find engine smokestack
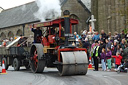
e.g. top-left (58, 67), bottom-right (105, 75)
top-left (63, 10), bottom-right (70, 46)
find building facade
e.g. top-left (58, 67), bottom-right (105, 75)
top-left (91, 0), bottom-right (128, 33)
top-left (0, 0), bottom-right (91, 40)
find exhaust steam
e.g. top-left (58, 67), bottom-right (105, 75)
top-left (34, 0), bottom-right (61, 22)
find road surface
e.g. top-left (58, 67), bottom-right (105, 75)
top-left (0, 67), bottom-right (128, 85)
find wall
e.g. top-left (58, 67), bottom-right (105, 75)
top-left (91, 0), bottom-right (128, 34)
top-left (62, 0), bottom-right (90, 34)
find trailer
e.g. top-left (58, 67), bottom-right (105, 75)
top-left (0, 37), bottom-right (30, 71)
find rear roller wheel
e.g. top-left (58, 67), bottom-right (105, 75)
top-left (2, 57), bottom-right (9, 70)
top-left (13, 58), bottom-right (20, 71)
top-left (30, 44), bottom-right (46, 73)
top-left (57, 51), bottom-right (88, 76)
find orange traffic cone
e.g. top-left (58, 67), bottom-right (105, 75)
top-left (88, 57), bottom-right (94, 69)
top-left (1, 60), bottom-right (7, 74)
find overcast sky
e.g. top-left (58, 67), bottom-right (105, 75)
top-left (0, 0), bottom-right (35, 9)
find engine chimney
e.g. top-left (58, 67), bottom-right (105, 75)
top-left (63, 10), bottom-right (70, 46)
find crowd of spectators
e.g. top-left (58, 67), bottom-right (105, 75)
top-left (74, 29), bottom-right (128, 72)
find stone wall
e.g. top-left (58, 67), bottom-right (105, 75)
top-left (91, 0), bottom-right (128, 34)
top-left (0, 24), bottom-right (33, 40)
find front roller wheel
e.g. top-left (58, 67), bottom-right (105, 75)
top-left (57, 51), bottom-right (88, 76)
top-left (30, 44), bottom-right (46, 73)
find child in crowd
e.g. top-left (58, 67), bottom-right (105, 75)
top-left (112, 52), bottom-right (122, 71)
top-left (100, 48), bottom-right (106, 71)
top-left (106, 47), bottom-right (112, 71)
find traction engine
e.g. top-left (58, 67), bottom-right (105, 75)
top-left (29, 10), bottom-right (88, 76)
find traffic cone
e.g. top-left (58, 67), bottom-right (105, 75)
top-left (88, 57), bottom-right (94, 69)
top-left (1, 60), bottom-right (7, 74)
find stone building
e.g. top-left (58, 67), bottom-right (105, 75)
top-left (0, 0), bottom-right (91, 40)
top-left (91, 0), bottom-right (128, 34)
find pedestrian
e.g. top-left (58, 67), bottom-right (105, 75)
top-left (92, 41), bottom-right (100, 71)
top-left (100, 48), bottom-right (106, 71)
top-left (106, 47), bottom-right (112, 71)
top-left (112, 52), bottom-right (122, 71)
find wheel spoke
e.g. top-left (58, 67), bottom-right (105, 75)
top-left (30, 44), bottom-right (45, 73)
top-left (32, 50), bottom-right (38, 69)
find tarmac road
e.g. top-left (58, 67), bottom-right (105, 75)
top-left (0, 67), bottom-right (128, 85)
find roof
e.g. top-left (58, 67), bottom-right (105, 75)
top-left (0, 2), bottom-right (39, 28)
top-left (32, 18), bottom-right (78, 28)
top-left (77, 0), bottom-right (91, 14)
top-left (0, 0), bottom-right (90, 29)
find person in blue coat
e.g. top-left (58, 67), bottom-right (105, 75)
top-left (93, 31), bottom-right (100, 41)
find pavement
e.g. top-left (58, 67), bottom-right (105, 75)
top-left (0, 66), bottom-right (128, 85)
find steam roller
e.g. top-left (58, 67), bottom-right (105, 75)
top-left (29, 10), bottom-right (88, 76)
top-left (58, 51), bottom-right (88, 76)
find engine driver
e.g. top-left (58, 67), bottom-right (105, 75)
top-left (31, 24), bottom-right (43, 43)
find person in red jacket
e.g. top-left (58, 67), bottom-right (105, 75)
top-left (112, 52), bottom-right (122, 71)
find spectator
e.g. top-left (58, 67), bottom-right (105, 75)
top-left (114, 32), bottom-right (118, 40)
top-left (117, 32), bottom-right (121, 43)
top-left (99, 39), bottom-right (106, 53)
top-left (91, 42), bottom-right (95, 57)
top-left (100, 48), bottom-right (106, 71)
top-left (117, 44), bottom-right (122, 54)
top-left (81, 34), bottom-right (86, 42)
top-left (92, 31), bottom-right (100, 41)
top-left (105, 39), bottom-right (112, 51)
top-left (112, 40), bottom-right (118, 56)
top-left (74, 32), bottom-right (80, 39)
top-left (2, 40), bottom-right (7, 47)
top-left (86, 32), bottom-right (93, 44)
top-left (120, 39), bottom-right (126, 50)
top-left (112, 52), bottom-right (122, 71)
top-left (76, 35), bottom-right (81, 47)
top-left (122, 44), bottom-right (128, 63)
top-left (107, 32), bottom-right (112, 39)
top-left (106, 47), bottom-right (112, 71)
top-left (83, 38), bottom-right (90, 50)
top-left (125, 31), bottom-right (128, 43)
top-left (120, 30), bottom-right (126, 40)
top-left (101, 30), bottom-right (107, 43)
